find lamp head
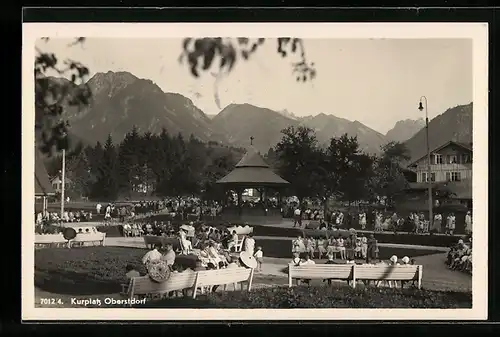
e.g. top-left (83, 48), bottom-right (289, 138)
top-left (418, 101), bottom-right (424, 111)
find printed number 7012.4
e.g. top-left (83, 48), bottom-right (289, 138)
top-left (40, 298), bottom-right (63, 305)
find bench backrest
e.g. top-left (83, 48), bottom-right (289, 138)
top-left (193, 267), bottom-right (254, 295)
top-left (129, 269), bottom-right (198, 299)
top-left (227, 225), bottom-right (254, 235)
top-left (354, 264), bottom-right (421, 281)
top-left (35, 233), bottom-right (67, 244)
top-left (287, 263), bottom-right (423, 289)
top-left (72, 232), bottom-right (106, 243)
top-left (288, 264), bottom-right (354, 286)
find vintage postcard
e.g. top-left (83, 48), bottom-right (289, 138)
top-left (22, 22), bottom-right (488, 321)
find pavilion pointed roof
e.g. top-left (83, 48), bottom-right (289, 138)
top-left (217, 146), bottom-right (290, 186)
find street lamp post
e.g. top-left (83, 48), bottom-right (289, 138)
top-left (60, 148), bottom-right (66, 220)
top-left (418, 96), bottom-right (433, 230)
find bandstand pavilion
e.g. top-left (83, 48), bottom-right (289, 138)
top-left (216, 142), bottom-right (290, 224)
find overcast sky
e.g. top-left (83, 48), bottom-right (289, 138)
top-left (36, 37), bottom-right (472, 134)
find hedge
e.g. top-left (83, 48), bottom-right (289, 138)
top-left (140, 286), bottom-right (472, 309)
top-left (95, 222), bottom-right (464, 247)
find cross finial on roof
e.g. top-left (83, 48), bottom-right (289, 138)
top-left (250, 136), bottom-right (254, 145)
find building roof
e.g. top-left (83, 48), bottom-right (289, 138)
top-left (35, 150), bottom-right (55, 196)
top-left (235, 147), bottom-right (270, 168)
top-left (217, 147), bottom-right (290, 186)
top-left (408, 140), bottom-right (472, 167)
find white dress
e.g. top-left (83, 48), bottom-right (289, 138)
top-left (244, 237), bottom-right (255, 255)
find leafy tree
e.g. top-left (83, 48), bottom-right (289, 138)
top-left (179, 37), bottom-right (316, 82)
top-left (65, 150), bottom-right (93, 198)
top-left (274, 125), bottom-right (320, 205)
top-left (35, 37), bottom-right (92, 155)
top-left (370, 141), bottom-right (411, 206)
top-left (201, 153), bottom-right (237, 200)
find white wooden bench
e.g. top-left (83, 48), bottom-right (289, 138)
top-left (71, 232), bottom-right (106, 247)
top-left (192, 267), bottom-right (254, 299)
top-left (288, 264), bottom-right (354, 287)
top-left (125, 269), bottom-right (198, 303)
top-left (34, 234), bottom-right (67, 248)
top-left (353, 264), bottom-right (422, 289)
top-left (288, 264), bottom-right (423, 289)
top-left (34, 232), bottom-right (106, 248)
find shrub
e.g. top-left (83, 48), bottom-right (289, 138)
top-left (34, 224), bottom-right (63, 235)
top-left (141, 286), bottom-right (472, 309)
top-left (96, 225), bottom-right (123, 237)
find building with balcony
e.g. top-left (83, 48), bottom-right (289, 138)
top-left (407, 141), bottom-right (472, 183)
top-left (399, 140), bottom-right (473, 212)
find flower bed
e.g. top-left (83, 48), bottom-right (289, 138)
top-left (140, 286), bottom-right (472, 308)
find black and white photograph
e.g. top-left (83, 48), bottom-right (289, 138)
top-left (22, 22), bottom-right (488, 320)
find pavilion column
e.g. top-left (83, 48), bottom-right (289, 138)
top-left (262, 188), bottom-right (268, 216)
top-left (43, 196), bottom-right (47, 216)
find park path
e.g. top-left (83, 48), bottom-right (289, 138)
top-left (104, 236), bottom-right (470, 292)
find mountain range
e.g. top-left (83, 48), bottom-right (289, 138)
top-left (51, 71), bottom-right (471, 160)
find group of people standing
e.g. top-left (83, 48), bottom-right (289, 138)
top-left (291, 204), bottom-right (473, 235)
top-left (292, 230), bottom-right (380, 264)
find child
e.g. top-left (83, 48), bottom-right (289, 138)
top-left (291, 251), bottom-right (301, 266)
top-left (254, 246), bottom-right (263, 272)
top-left (355, 237), bottom-right (362, 258)
top-left (360, 234), bottom-right (368, 259)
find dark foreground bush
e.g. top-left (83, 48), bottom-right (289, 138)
top-left (96, 225), bottom-right (123, 237)
top-left (140, 286), bottom-right (472, 309)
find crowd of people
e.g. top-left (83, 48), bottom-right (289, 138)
top-left (290, 206), bottom-right (473, 235)
top-left (293, 231), bottom-right (376, 262)
top-left (120, 222), bottom-right (263, 296)
top-left (446, 238), bottom-right (473, 274)
top-left (129, 220), bottom-right (264, 271)
top-left (35, 210), bottom-right (93, 226)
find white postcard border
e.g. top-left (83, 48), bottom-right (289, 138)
top-left (22, 22), bottom-right (488, 321)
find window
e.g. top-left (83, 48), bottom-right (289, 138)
top-left (446, 172), bottom-right (451, 181)
top-left (421, 172), bottom-right (428, 182)
top-left (462, 154), bottom-right (471, 164)
top-left (430, 172), bottom-right (436, 182)
top-left (451, 171), bottom-right (461, 182)
top-left (434, 154), bottom-right (443, 164)
top-left (447, 155), bottom-right (458, 164)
